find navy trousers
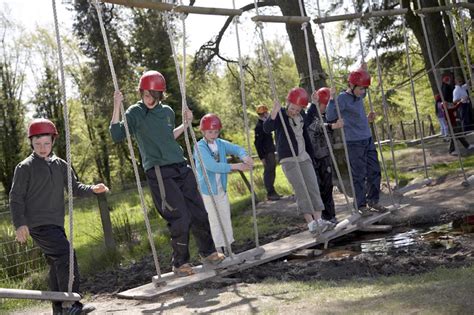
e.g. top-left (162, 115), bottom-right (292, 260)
top-left (146, 163), bottom-right (216, 268)
top-left (346, 137), bottom-right (382, 209)
top-left (313, 155), bottom-right (335, 220)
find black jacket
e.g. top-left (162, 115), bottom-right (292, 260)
top-left (305, 103), bottom-right (334, 159)
top-left (254, 119), bottom-right (276, 159)
top-left (263, 108), bottom-right (315, 161)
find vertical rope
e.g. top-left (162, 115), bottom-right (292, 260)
top-left (416, 0), bottom-right (468, 183)
top-left (232, 0), bottom-right (259, 248)
top-left (162, 11), bottom-right (234, 257)
top-left (446, 10), bottom-right (469, 85)
top-left (92, 0), bottom-right (162, 278)
top-left (458, 8), bottom-right (474, 95)
top-left (402, 17), bottom-right (429, 180)
top-left (352, 1), bottom-right (395, 206)
top-left (51, 0), bottom-right (74, 293)
top-left (367, 0), bottom-right (400, 189)
top-left (252, 0), bottom-right (318, 217)
top-left (297, 0), bottom-right (353, 212)
top-left (316, 0), bottom-right (359, 212)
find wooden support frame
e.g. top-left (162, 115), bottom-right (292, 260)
top-left (251, 15), bottom-right (311, 24)
top-left (313, 8), bottom-right (408, 24)
top-left (0, 288), bottom-right (81, 302)
top-left (100, 0), bottom-right (242, 16)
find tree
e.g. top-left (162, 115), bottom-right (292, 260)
top-left (0, 12), bottom-right (27, 196)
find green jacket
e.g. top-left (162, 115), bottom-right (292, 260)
top-left (110, 101), bottom-right (185, 171)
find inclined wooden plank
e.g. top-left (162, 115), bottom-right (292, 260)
top-left (0, 288), bottom-right (81, 301)
top-left (117, 210), bottom-right (397, 299)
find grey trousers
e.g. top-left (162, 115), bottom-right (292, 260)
top-left (281, 158), bottom-right (325, 214)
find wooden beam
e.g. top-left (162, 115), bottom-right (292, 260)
top-left (415, 5), bottom-right (453, 14)
top-left (313, 8), bottom-right (409, 24)
top-left (100, 0), bottom-right (242, 16)
top-left (457, 3), bottom-right (474, 10)
top-left (0, 288), bottom-right (81, 302)
top-left (251, 15), bottom-right (311, 24)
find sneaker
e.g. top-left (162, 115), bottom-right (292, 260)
top-left (308, 219), bottom-right (332, 235)
top-left (307, 220), bottom-right (318, 233)
top-left (468, 144), bottom-right (474, 150)
top-left (368, 203), bottom-right (389, 213)
top-left (267, 192), bottom-right (282, 201)
top-left (450, 150), bottom-right (459, 156)
top-left (358, 205), bottom-right (372, 217)
top-left (62, 302), bottom-right (95, 315)
top-left (329, 217), bottom-right (339, 225)
top-left (201, 252), bottom-right (225, 265)
top-left (172, 263), bottom-right (195, 277)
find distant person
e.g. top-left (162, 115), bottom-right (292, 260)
top-left (254, 105), bottom-right (281, 201)
top-left (441, 101), bottom-right (474, 155)
top-left (326, 64), bottom-right (388, 216)
top-left (441, 72), bottom-right (454, 103)
top-left (453, 77), bottom-right (473, 132)
top-left (110, 71), bottom-right (224, 277)
top-left (306, 87), bottom-right (344, 225)
top-left (264, 87), bottom-right (333, 235)
top-left (9, 118), bottom-right (108, 315)
top-left (194, 114), bottom-right (253, 256)
top-left (435, 94), bottom-right (449, 137)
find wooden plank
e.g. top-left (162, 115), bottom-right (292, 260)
top-left (0, 288), bottom-right (81, 302)
top-left (251, 15), bottom-right (311, 24)
top-left (359, 225), bottom-right (393, 232)
top-left (117, 211), bottom-right (394, 300)
top-left (100, 0), bottom-right (242, 16)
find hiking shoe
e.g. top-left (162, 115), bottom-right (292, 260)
top-left (308, 219), bottom-right (332, 235)
top-left (358, 206), bottom-right (373, 217)
top-left (172, 263), bottom-right (195, 277)
top-left (201, 252), bottom-right (225, 265)
top-left (329, 217), bottom-right (339, 225)
top-left (62, 302), bottom-right (95, 315)
top-left (450, 150), bottom-right (459, 156)
top-left (368, 203), bottom-right (389, 213)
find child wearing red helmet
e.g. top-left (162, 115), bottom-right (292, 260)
top-left (194, 114), bottom-right (253, 255)
top-left (326, 64), bottom-right (388, 216)
top-left (10, 118), bottom-right (108, 314)
top-left (264, 88), bottom-right (333, 236)
top-left (305, 87), bottom-right (344, 225)
top-left (110, 71), bottom-right (224, 277)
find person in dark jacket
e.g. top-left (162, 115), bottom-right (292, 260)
top-left (306, 87), bottom-right (344, 225)
top-left (264, 87), bottom-right (334, 236)
top-left (9, 118), bottom-right (108, 315)
top-left (254, 105), bottom-right (281, 201)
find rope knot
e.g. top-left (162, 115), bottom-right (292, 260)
top-left (301, 22), bottom-right (308, 30)
top-left (233, 15), bottom-right (240, 25)
top-left (256, 21), bottom-right (264, 29)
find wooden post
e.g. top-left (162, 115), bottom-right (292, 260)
top-left (389, 124), bottom-right (394, 140)
top-left (413, 120), bottom-right (418, 139)
top-left (400, 121), bottom-right (406, 140)
top-left (427, 114), bottom-right (435, 135)
top-left (97, 193), bottom-right (116, 250)
top-left (422, 121), bottom-right (425, 138)
top-left (381, 123), bottom-right (386, 140)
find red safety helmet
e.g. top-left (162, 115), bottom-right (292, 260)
top-left (139, 70), bottom-right (166, 91)
top-left (348, 68), bottom-right (371, 87)
top-left (315, 87), bottom-right (331, 106)
top-left (28, 118), bottom-right (58, 138)
top-left (287, 87), bottom-right (309, 108)
top-left (200, 114), bottom-right (222, 131)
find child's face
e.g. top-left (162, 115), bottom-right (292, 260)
top-left (32, 135), bottom-right (53, 158)
top-left (142, 90), bottom-right (158, 109)
top-left (319, 103), bottom-right (327, 114)
top-left (353, 86), bottom-right (366, 97)
top-left (287, 103), bottom-right (303, 118)
top-left (203, 129), bottom-right (220, 142)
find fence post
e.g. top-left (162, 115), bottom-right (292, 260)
top-left (400, 121), bottom-right (406, 140)
top-left (414, 119), bottom-right (418, 139)
top-left (389, 124), bottom-right (394, 140)
top-left (427, 114), bottom-right (435, 135)
top-left (422, 121), bottom-right (425, 138)
top-left (381, 123), bottom-right (386, 140)
top-left (96, 193), bottom-right (116, 250)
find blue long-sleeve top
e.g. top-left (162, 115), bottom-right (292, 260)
top-left (194, 138), bottom-right (248, 195)
top-left (326, 91), bottom-right (372, 141)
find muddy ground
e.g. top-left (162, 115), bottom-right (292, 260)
top-left (12, 138), bottom-right (474, 314)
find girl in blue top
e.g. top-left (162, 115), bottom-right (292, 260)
top-left (194, 114), bottom-right (253, 255)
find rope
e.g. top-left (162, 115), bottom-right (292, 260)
top-left (162, 10), bottom-right (234, 258)
top-left (91, 0), bottom-right (163, 278)
top-left (446, 10), bottom-right (469, 86)
top-left (350, 0), bottom-right (395, 206)
top-left (252, 0), bottom-right (318, 217)
top-left (459, 9), bottom-right (474, 94)
top-left (315, 0), bottom-right (359, 212)
top-left (367, 0), bottom-right (400, 189)
top-left (52, 0), bottom-right (74, 294)
top-left (232, 0), bottom-right (260, 248)
top-left (402, 17), bottom-right (429, 180)
top-left (297, 0), bottom-right (353, 212)
top-left (416, 0), bottom-right (468, 182)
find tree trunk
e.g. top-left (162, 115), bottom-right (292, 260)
top-left (275, 0), bottom-right (327, 93)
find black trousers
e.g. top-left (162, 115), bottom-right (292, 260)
top-left (449, 125), bottom-right (470, 153)
top-left (146, 163), bottom-right (216, 268)
top-left (313, 155), bottom-right (336, 220)
top-left (29, 225), bottom-right (80, 312)
top-left (262, 152), bottom-right (277, 195)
